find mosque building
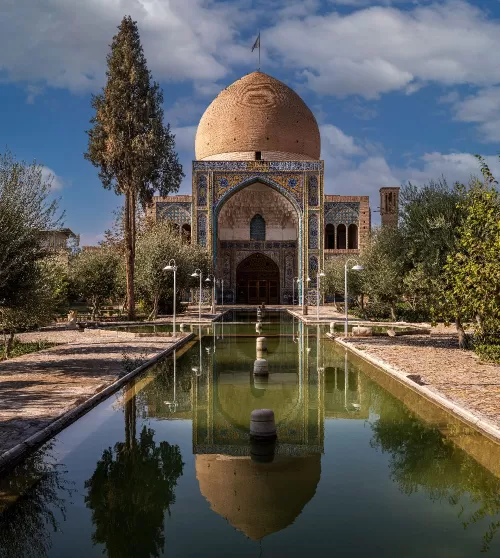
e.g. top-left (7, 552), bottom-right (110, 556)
top-left (148, 71), bottom-right (399, 305)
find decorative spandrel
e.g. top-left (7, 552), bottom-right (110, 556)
top-left (213, 172), bottom-right (305, 211)
top-left (308, 175), bottom-right (319, 207)
top-left (197, 175), bottom-right (208, 207)
top-left (308, 214), bottom-right (318, 249)
top-left (197, 213), bottom-right (207, 247)
top-left (325, 202), bottom-right (360, 227)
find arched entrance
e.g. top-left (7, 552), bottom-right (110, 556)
top-left (236, 253), bottom-right (280, 304)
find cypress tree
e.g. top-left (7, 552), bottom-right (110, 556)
top-left (85, 15), bottom-right (183, 319)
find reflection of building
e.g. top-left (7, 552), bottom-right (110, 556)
top-left (149, 72), bottom-right (399, 304)
top-left (40, 228), bottom-right (79, 252)
top-left (140, 324), bottom-right (369, 541)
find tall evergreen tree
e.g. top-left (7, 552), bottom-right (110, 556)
top-left (85, 16), bottom-right (184, 319)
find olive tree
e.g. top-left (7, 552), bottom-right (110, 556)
top-left (135, 221), bottom-right (210, 319)
top-left (69, 248), bottom-right (121, 321)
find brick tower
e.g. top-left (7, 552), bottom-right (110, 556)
top-left (379, 187), bottom-right (399, 227)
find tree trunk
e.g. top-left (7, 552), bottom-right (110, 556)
top-left (148, 294), bottom-right (159, 321)
top-left (390, 304), bottom-right (397, 322)
top-left (4, 331), bottom-right (15, 359)
top-left (124, 190), bottom-right (136, 320)
top-left (456, 316), bottom-right (469, 349)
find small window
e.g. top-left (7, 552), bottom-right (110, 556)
top-left (255, 151), bottom-right (262, 160)
top-left (250, 214), bottom-right (266, 240)
top-left (325, 224), bottom-right (335, 249)
top-left (348, 224), bottom-right (358, 249)
top-left (337, 224), bottom-right (346, 249)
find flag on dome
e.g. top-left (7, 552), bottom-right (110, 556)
top-left (251, 33), bottom-right (260, 52)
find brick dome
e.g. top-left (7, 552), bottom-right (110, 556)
top-left (195, 72), bottom-right (321, 161)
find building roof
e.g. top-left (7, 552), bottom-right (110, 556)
top-left (195, 72), bottom-right (321, 161)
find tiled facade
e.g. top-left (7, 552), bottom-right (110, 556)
top-left (148, 71), bottom-right (398, 303)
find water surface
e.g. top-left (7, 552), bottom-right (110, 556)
top-left (1, 311), bottom-right (499, 557)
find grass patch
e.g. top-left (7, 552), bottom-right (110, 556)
top-left (0, 339), bottom-right (57, 360)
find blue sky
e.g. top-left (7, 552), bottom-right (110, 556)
top-left (1, 0), bottom-right (500, 244)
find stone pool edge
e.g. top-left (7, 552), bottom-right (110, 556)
top-left (331, 335), bottom-right (500, 443)
top-left (0, 332), bottom-right (195, 475)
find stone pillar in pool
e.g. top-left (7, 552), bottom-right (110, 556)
top-left (250, 409), bottom-right (277, 441)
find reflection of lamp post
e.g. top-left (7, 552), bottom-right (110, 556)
top-left (192, 325), bottom-right (203, 376)
top-left (191, 269), bottom-right (203, 322)
top-left (164, 349), bottom-right (178, 412)
top-left (316, 270), bottom-right (326, 321)
top-left (163, 259), bottom-right (177, 338)
top-left (205, 274), bottom-right (216, 314)
top-left (344, 260), bottom-right (364, 336)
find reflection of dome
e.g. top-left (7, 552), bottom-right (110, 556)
top-left (196, 454), bottom-right (321, 540)
top-left (195, 72), bottom-right (321, 161)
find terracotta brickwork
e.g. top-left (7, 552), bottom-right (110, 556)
top-left (195, 72), bottom-right (320, 161)
top-left (380, 187), bottom-right (399, 227)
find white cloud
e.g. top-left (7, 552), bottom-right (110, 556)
top-left (41, 166), bottom-right (64, 190)
top-left (0, 0), bottom-right (247, 92)
top-left (266, 0), bottom-right (500, 98)
top-left (2, 0), bottom-right (500, 103)
top-left (448, 87), bottom-right (500, 142)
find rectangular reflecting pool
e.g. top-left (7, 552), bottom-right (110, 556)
top-left (1, 311), bottom-right (500, 557)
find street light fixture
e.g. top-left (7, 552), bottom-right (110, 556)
top-left (191, 269), bottom-right (203, 322)
top-left (316, 271), bottom-right (326, 321)
top-left (344, 260), bottom-right (364, 336)
top-left (163, 259), bottom-right (177, 338)
top-left (205, 274), bottom-right (216, 314)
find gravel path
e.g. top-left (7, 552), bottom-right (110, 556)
top-left (344, 329), bottom-right (500, 428)
top-left (0, 330), bottom-right (185, 459)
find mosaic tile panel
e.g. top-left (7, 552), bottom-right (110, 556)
top-left (197, 174), bottom-right (208, 207)
top-left (193, 161), bottom-right (323, 172)
top-left (309, 255), bottom-right (318, 286)
top-left (324, 202), bottom-right (360, 227)
top-left (156, 202), bottom-right (191, 225)
top-left (197, 213), bottom-right (207, 247)
top-left (308, 213), bottom-right (318, 249)
top-left (308, 175), bottom-right (319, 207)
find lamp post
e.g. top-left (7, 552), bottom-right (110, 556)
top-left (205, 274), bottom-right (216, 314)
top-left (191, 269), bottom-right (203, 322)
top-left (163, 259), bottom-right (177, 338)
top-left (316, 270), bottom-right (326, 321)
top-left (300, 276), bottom-right (311, 315)
top-left (218, 278), bottom-right (224, 307)
top-left (344, 259), bottom-right (364, 336)
top-left (293, 276), bottom-right (299, 306)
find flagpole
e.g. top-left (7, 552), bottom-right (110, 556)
top-left (258, 31), bottom-right (261, 71)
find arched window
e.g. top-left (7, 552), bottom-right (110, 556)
top-left (348, 224), bottom-right (358, 249)
top-left (337, 224), bottom-right (346, 249)
top-left (325, 224), bottom-right (335, 249)
top-left (250, 214), bottom-right (266, 241)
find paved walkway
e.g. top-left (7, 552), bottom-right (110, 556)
top-left (0, 330), bottom-right (188, 461)
top-left (341, 328), bottom-right (500, 430)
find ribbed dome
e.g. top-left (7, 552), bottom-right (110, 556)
top-left (195, 72), bottom-right (321, 161)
